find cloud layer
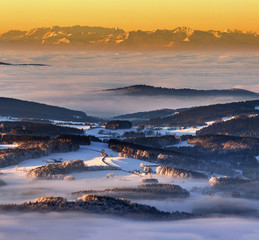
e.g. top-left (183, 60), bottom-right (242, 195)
top-left (0, 50), bottom-right (258, 117)
top-left (0, 212), bottom-right (259, 240)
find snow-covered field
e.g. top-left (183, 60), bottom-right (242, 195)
top-left (0, 142), bottom-right (168, 204)
top-left (62, 122), bottom-right (205, 139)
top-left (0, 116), bottom-right (20, 122)
top-left (61, 115), bottom-right (236, 139)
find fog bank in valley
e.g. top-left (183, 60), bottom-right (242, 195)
top-left (0, 212), bottom-right (258, 240)
top-left (0, 50), bottom-right (258, 117)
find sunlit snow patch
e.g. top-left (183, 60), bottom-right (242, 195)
top-left (0, 116), bottom-right (20, 122)
top-left (0, 144), bottom-right (18, 149)
top-left (221, 116), bottom-right (235, 121)
top-left (105, 157), bottom-right (157, 172)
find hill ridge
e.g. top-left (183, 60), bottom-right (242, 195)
top-left (105, 85), bottom-right (259, 97)
top-left (0, 97), bottom-right (96, 122)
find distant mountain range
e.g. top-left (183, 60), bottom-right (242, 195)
top-left (0, 97), bottom-right (98, 122)
top-left (0, 26), bottom-right (258, 49)
top-left (105, 85), bottom-right (259, 98)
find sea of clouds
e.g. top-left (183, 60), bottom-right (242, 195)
top-left (0, 212), bottom-right (259, 240)
top-left (0, 50), bottom-right (258, 117)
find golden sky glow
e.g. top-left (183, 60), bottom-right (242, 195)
top-left (1, 0), bottom-right (259, 33)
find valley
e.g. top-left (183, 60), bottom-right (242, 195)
top-left (0, 50), bottom-right (258, 239)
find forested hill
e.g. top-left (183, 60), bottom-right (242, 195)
top-left (197, 115), bottom-right (259, 138)
top-left (0, 97), bottom-right (95, 122)
top-left (114, 109), bottom-right (177, 120)
top-left (105, 85), bottom-right (259, 98)
top-left (141, 100), bottom-right (259, 127)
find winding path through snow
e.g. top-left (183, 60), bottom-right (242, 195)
top-left (83, 147), bottom-right (143, 177)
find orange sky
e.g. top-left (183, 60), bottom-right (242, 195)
top-left (1, 0), bottom-right (259, 33)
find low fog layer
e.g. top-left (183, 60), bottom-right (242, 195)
top-left (137, 195), bottom-right (259, 216)
top-left (0, 212), bottom-right (258, 240)
top-left (0, 50), bottom-right (258, 117)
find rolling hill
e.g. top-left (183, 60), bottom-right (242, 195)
top-left (105, 85), bottom-right (259, 98)
top-left (141, 100), bottom-right (259, 127)
top-left (0, 97), bottom-right (97, 122)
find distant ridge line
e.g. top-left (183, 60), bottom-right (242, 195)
top-left (104, 85), bottom-right (259, 97)
top-left (1, 25), bottom-right (259, 49)
top-left (0, 97), bottom-right (98, 122)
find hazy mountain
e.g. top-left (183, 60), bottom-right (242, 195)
top-left (0, 26), bottom-right (258, 49)
top-left (105, 85), bottom-right (259, 98)
top-left (141, 100), bottom-right (259, 127)
top-left (0, 97), bottom-right (97, 122)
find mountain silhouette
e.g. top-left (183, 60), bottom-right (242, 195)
top-left (1, 26), bottom-right (258, 49)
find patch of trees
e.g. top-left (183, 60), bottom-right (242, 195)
top-left (156, 166), bottom-right (208, 179)
top-left (203, 177), bottom-right (259, 200)
top-left (187, 134), bottom-right (259, 151)
top-left (1, 135), bottom-right (51, 144)
top-left (56, 134), bottom-right (102, 144)
top-left (106, 120), bottom-right (132, 130)
top-left (71, 183), bottom-right (190, 200)
top-left (110, 137), bottom-right (258, 176)
top-left (108, 139), bottom-right (199, 167)
top-left (0, 140), bottom-right (79, 168)
top-left (0, 121), bottom-right (83, 137)
top-left (124, 135), bottom-right (178, 148)
top-left (171, 147), bottom-right (258, 174)
top-left (27, 160), bottom-right (118, 180)
top-left (142, 100), bottom-right (259, 127)
top-left (122, 131), bottom-right (145, 138)
top-left (139, 178), bottom-right (159, 184)
top-left (0, 195), bottom-right (195, 220)
top-left (56, 135), bottom-right (90, 145)
top-left (88, 135), bottom-right (103, 142)
top-left (209, 177), bottom-right (251, 187)
top-left (166, 138), bottom-right (258, 172)
top-left (197, 116), bottom-right (259, 138)
top-left (27, 160), bottom-right (86, 179)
